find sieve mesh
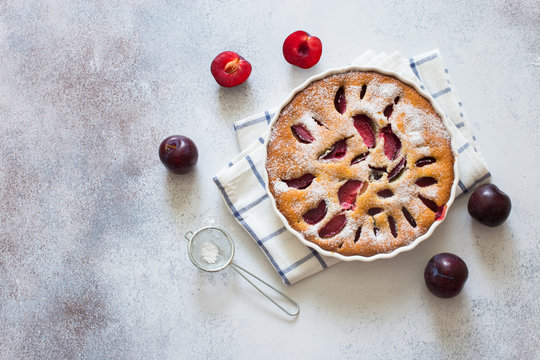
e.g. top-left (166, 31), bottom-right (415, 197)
top-left (188, 227), bottom-right (234, 272)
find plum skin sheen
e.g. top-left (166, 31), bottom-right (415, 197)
top-left (467, 184), bottom-right (511, 227)
top-left (424, 253), bottom-right (468, 298)
top-left (159, 135), bottom-right (198, 174)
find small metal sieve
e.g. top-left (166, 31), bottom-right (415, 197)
top-left (185, 227), bottom-right (299, 317)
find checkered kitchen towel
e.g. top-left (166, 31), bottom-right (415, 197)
top-left (213, 50), bottom-right (491, 285)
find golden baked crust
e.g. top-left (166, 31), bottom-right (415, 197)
top-left (266, 70), bottom-right (455, 257)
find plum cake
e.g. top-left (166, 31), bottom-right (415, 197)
top-left (265, 70), bottom-right (455, 257)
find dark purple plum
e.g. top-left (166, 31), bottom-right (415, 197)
top-left (467, 184), bottom-right (511, 227)
top-left (159, 135), bottom-right (198, 174)
top-left (424, 253), bottom-right (468, 298)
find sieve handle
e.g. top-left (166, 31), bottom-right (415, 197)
top-left (230, 262), bottom-right (299, 317)
top-left (184, 231), bottom-right (194, 241)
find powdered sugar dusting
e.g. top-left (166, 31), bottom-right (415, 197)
top-left (420, 186), bottom-right (439, 199)
top-left (297, 113), bottom-right (320, 135)
top-left (370, 81), bottom-right (399, 99)
top-left (415, 146), bottom-right (431, 156)
top-left (304, 179), bottom-right (327, 204)
top-left (362, 217), bottom-right (391, 250)
top-left (393, 178), bottom-right (419, 207)
top-left (400, 101), bottom-right (450, 144)
top-left (272, 180), bottom-right (289, 195)
top-left (299, 78), bottom-right (335, 112)
top-left (303, 225), bottom-right (319, 237)
top-left (267, 148), bottom-right (317, 180)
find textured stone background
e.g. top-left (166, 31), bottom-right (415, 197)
top-left (0, 1), bottom-right (539, 359)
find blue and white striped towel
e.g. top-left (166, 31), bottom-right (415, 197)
top-left (213, 49), bottom-right (491, 285)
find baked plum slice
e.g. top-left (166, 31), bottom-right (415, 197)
top-left (388, 157), bottom-right (407, 182)
top-left (360, 84), bottom-right (367, 100)
top-left (338, 180), bottom-right (366, 210)
top-left (334, 86), bottom-right (346, 114)
top-left (415, 157), bottom-right (436, 167)
top-left (291, 124), bottom-right (314, 143)
top-left (368, 207), bottom-right (383, 216)
top-left (377, 189), bottom-right (394, 198)
top-left (319, 214), bottom-right (347, 238)
top-left (283, 174), bottom-right (315, 189)
top-left (416, 177), bottom-right (437, 187)
top-left (381, 125), bottom-right (401, 160)
top-left (402, 207), bottom-right (417, 228)
top-left (418, 195), bottom-right (445, 219)
top-left (303, 200), bottom-right (327, 225)
top-left (353, 115), bottom-right (375, 148)
top-left (383, 104), bottom-right (393, 118)
top-left (351, 152), bottom-right (369, 165)
top-left (388, 216), bottom-right (398, 238)
top-left (319, 139), bottom-right (348, 160)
